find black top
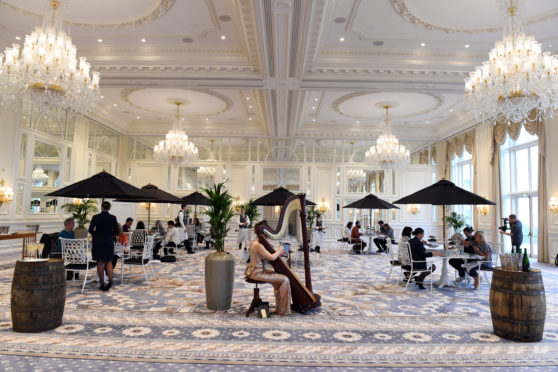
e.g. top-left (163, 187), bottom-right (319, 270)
top-left (510, 220), bottom-right (523, 248)
top-left (409, 236), bottom-right (433, 270)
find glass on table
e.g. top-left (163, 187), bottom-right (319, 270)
top-left (37, 243), bottom-right (45, 258)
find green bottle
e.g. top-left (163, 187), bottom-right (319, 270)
top-left (522, 248), bottom-right (530, 272)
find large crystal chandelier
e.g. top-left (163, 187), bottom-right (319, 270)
top-left (197, 167), bottom-right (215, 177)
top-left (465, 0), bottom-right (558, 123)
top-left (0, 0), bottom-right (101, 115)
top-left (32, 167), bottom-right (49, 184)
top-left (154, 102), bottom-right (198, 166)
top-left (365, 105), bottom-right (410, 168)
top-left (347, 169), bottom-right (367, 186)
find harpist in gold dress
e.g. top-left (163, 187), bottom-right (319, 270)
top-left (245, 221), bottom-right (291, 316)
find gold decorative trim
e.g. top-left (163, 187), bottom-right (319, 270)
top-left (0, 0), bottom-right (174, 29)
top-left (331, 92), bottom-right (444, 120)
top-left (120, 88), bottom-right (232, 117)
top-left (390, 0), bottom-right (558, 34)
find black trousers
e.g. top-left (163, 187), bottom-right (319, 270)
top-left (449, 258), bottom-right (466, 277)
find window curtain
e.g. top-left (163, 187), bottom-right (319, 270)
top-left (493, 117), bottom-right (547, 261)
top-left (446, 129), bottom-right (477, 229)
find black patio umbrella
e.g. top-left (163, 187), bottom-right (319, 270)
top-left (46, 171), bottom-right (154, 202)
top-left (114, 183), bottom-right (182, 227)
top-left (343, 194), bottom-right (399, 229)
top-left (393, 179), bottom-right (495, 248)
top-left (252, 187), bottom-right (316, 206)
top-left (180, 191), bottom-right (211, 218)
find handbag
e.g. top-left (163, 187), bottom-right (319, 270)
top-left (257, 302), bottom-right (270, 318)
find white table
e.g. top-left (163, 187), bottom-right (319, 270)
top-left (360, 232), bottom-right (384, 254)
top-left (114, 243), bottom-right (130, 283)
top-left (434, 252), bottom-right (485, 288)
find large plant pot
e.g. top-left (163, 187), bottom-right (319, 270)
top-left (74, 226), bottom-right (88, 239)
top-left (205, 251), bottom-right (235, 310)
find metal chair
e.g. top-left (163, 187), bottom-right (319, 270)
top-left (386, 244), bottom-right (401, 282)
top-left (396, 242), bottom-right (433, 291)
top-left (60, 238), bottom-right (97, 293)
top-left (123, 235), bottom-right (157, 283)
top-left (130, 229), bottom-right (147, 251)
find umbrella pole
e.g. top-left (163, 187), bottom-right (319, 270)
top-left (147, 203), bottom-right (151, 229)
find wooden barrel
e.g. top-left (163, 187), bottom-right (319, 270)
top-left (489, 268), bottom-right (546, 342)
top-left (11, 260), bottom-right (66, 333)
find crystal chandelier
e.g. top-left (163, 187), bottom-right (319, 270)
top-left (32, 167), bottom-right (49, 184)
top-left (0, 169), bottom-right (14, 207)
top-left (365, 105), bottom-right (410, 168)
top-left (197, 167), bottom-right (215, 177)
top-left (154, 102), bottom-right (198, 165)
top-left (465, 0), bottom-right (558, 123)
top-left (347, 169), bottom-right (367, 186)
top-left (0, 0), bottom-right (101, 115)
top-left (317, 197), bottom-right (330, 214)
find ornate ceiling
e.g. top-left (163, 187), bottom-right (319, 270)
top-left (1, 0), bottom-right (558, 154)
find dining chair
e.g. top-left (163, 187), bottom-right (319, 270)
top-left (123, 235), bottom-right (156, 283)
top-left (386, 244), bottom-right (401, 282)
top-left (396, 242), bottom-right (433, 291)
top-left (60, 238), bottom-right (97, 293)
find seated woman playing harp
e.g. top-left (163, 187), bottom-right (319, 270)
top-left (245, 220), bottom-right (292, 316)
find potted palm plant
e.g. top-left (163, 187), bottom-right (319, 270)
top-left (202, 181), bottom-right (236, 310)
top-left (240, 198), bottom-right (260, 242)
top-left (61, 199), bottom-right (97, 238)
top-left (445, 211), bottom-right (466, 236)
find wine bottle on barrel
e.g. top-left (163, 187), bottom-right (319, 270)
top-left (522, 248), bottom-right (531, 272)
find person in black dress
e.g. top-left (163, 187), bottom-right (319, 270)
top-left (88, 201), bottom-right (120, 291)
top-left (408, 228), bottom-right (442, 289)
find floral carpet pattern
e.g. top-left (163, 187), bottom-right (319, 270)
top-left (0, 242), bottom-right (557, 369)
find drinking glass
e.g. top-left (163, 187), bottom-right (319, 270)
top-left (37, 243), bottom-right (44, 259)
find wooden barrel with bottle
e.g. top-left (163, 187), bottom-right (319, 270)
top-left (11, 260), bottom-right (66, 333)
top-left (489, 268), bottom-right (546, 342)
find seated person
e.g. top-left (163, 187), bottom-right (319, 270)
top-left (464, 231), bottom-right (492, 289)
top-left (112, 223), bottom-right (129, 268)
top-left (204, 225), bottom-right (215, 249)
top-left (194, 217), bottom-right (205, 244)
top-left (58, 218), bottom-right (76, 280)
top-left (136, 221), bottom-right (146, 230)
top-left (339, 222), bottom-right (353, 242)
top-left (122, 217), bottom-right (134, 233)
top-left (350, 220), bottom-right (367, 253)
top-left (245, 220), bottom-right (291, 316)
top-left (151, 220), bottom-right (166, 257)
top-left (374, 222), bottom-right (395, 253)
top-left (160, 220), bottom-right (180, 257)
top-left (408, 228), bottom-right (443, 289)
top-left (449, 226), bottom-right (475, 282)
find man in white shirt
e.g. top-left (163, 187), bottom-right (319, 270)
top-left (163, 220), bottom-right (181, 256)
top-left (237, 208), bottom-right (251, 250)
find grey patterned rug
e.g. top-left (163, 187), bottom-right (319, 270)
top-left (0, 242), bottom-right (557, 369)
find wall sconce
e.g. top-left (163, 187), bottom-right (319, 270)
top-left (477, 204), bottom-right (489, 216)
top-left (274, 205), bottom-right (281, 216)
top-left (550, 197), bottom-right (558, 215)
top-left (72, 198), bottom-right (83, 205)
top-left (139, 202), bottom-right (151, 210)
top-left (317, 197), bottom-right (329, 214)
top-left (233, 196), bottom-right (243, 211)
top-left (407, 204), bottom-right (420, 215)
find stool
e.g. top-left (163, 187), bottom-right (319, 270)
top-left (245, 278), bottom-right (265, 317)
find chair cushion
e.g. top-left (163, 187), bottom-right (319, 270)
top-left (65, 262), bottom-right (97, 270)
top-left (246, 278), bottom-right (265, 285)
top-left (124, 258), bottom-right (149, 265)
top-left (390, 260), bottom-right (401, 266)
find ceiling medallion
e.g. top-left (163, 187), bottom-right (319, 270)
top-left (0, 0), bottom-right (101, 115)
top-left (465, 0), bottom-right (558, 124)
top-left (365, 105), bottom-right (410, 169)
top-left (154, 102), bottom-right (198, 166)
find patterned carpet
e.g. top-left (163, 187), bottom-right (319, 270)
top-left (0, 242), bottom-right (557, 370)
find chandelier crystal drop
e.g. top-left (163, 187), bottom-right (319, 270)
top-left (197, 167), bottom-right (215, 177)
top-left (365, 105), bottom-right (410, 168)
top-left (465, 0), bottom-right (558, 123)
top-left (0, 0), bottom-right (101, 115)
top-left (153, 102), bottom-right (198, 166)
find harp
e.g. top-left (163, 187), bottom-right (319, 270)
top-left (256, 194), bottom-right (321, 313)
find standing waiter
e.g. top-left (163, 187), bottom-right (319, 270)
top-left (88, 201), bottom-right (119, 291)
top-left (237, 208), bottom-right (250, 250)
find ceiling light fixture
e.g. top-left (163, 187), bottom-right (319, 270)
top-left (197, 167), bottom-right (215, 177)
top-left (15, 36), bottom-right (20, 40)
top-left (465, 44), bottom-right (470, 48)
top-left (0, 0), bottom-right (101, 115)
top-left (0, 169), bottom-right (14, 207)
top-left (32, 166), bottom-right (49, 184)
top-left (339, 37), bottom-right (345, 42)
top-left (347, 169), bottom-right (367, 186)
top-left (141, 38), bottom-right (146, 43)
top-left (153, 102), bottom-right (198, 166)
top-left (97, 39), bottom-right (102, 43)
top-left (420, 42), bottom-right (426, 47)
top-left (365, 105), bottom-right (410, 168)
top-left (220, 35), bottom-right (226, 40)
top-left (465, 0), bottom-right (558, 124)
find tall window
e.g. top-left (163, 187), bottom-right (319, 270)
top-left (451, 150), bottom-right (473, 227)
top-left (500, 128), bottom-right (538, 256)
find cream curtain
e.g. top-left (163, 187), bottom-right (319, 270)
top-left (492, 117), bottom-right (548, 261)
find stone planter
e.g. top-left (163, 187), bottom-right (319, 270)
top-left (74, 226), bottom-right (88, 239)
top-left (205, 251), bottom-right (235, 310)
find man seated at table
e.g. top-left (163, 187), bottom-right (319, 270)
top-left (122, 217), bottom-right (134, 233)
top-left (159, 220), bottom-right (181, 258)
top-left (374, 222), bottom-right (395, 253)
top-left (351, 220), bottom-right (367, 253)
top-left (449, 226), bottom-right (475, 282)
top-left (58, 218), bottom-right (77, 280)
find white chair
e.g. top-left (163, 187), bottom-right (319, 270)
top-left (185, 224), bottom-right (196, 249)
top-left (386, 244), bottom-right (400, 282)
top-left (123, 235), bottom-right (157, 283)
top-left (338, 228), bottom-right (350, 251)
top-left (60, 238), bottom-right (97, 293)
top-left (396, 242), bottom-right (433, 291)
top-left (470, 241), bottom-right (504, 286)
top-left (130, 229), bottom-right (147, 250)
top-left (351, 239), bottom-right (364, 254)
